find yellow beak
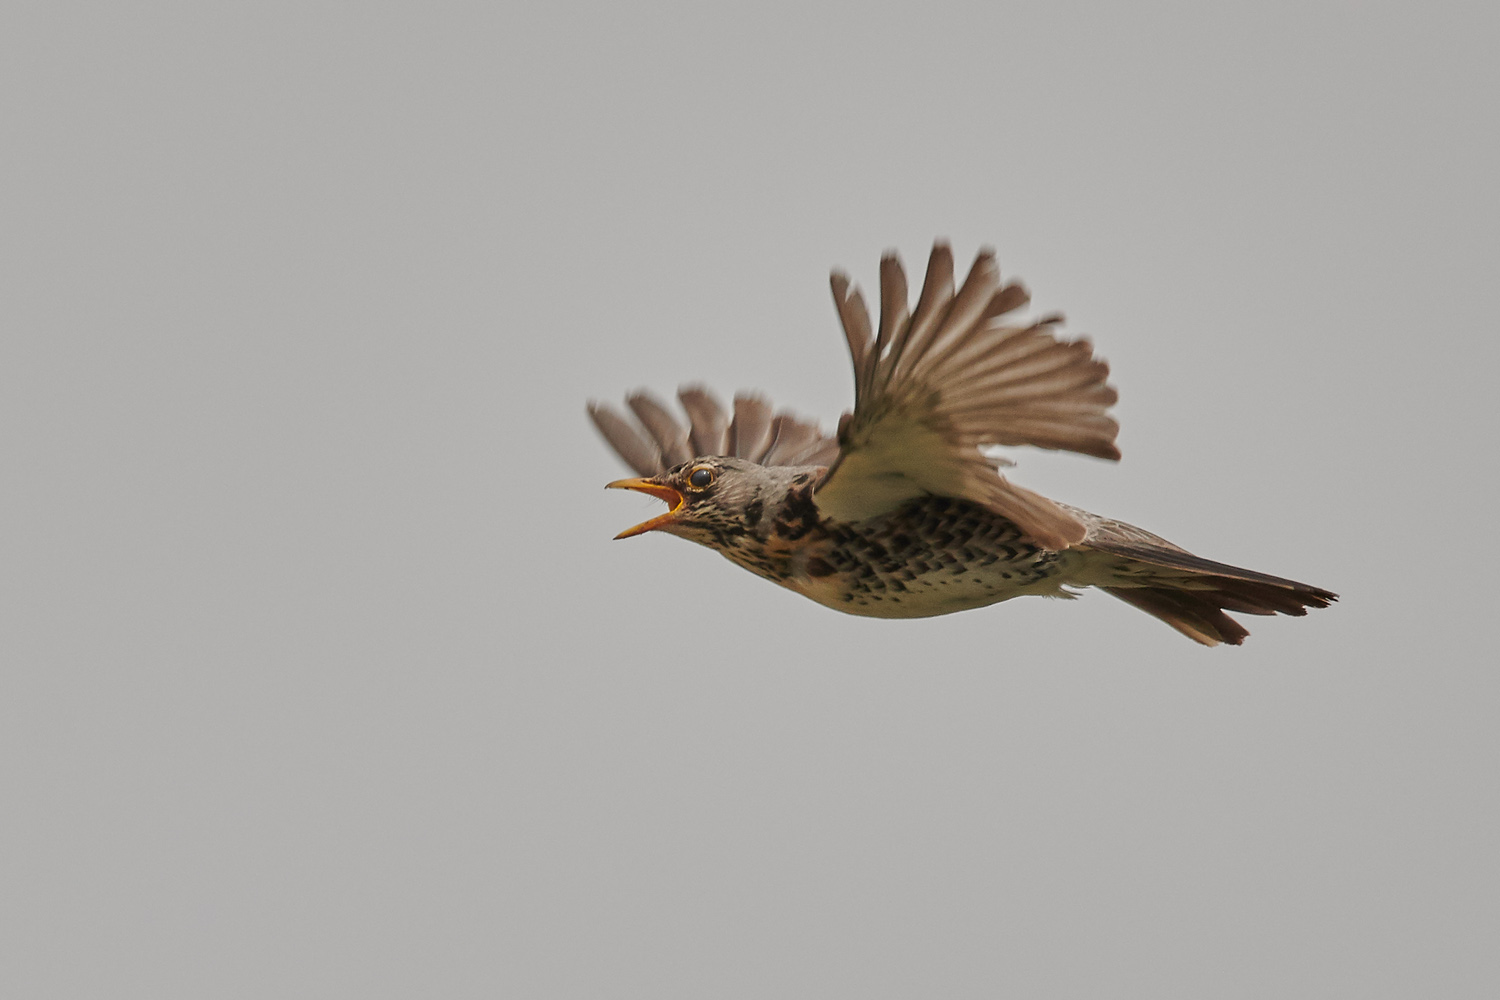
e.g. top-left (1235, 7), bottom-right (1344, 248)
top-left (605, 478), bottom-right (686, 539)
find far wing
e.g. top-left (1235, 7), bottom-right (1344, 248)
top-left (588, 387), bottom-right (838, 477)
top-left (814, 243), bottom-right (1120, 549)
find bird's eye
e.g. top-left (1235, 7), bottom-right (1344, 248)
top-left (687, 466), bottom-right (715, 490)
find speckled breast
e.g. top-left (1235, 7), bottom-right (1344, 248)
top-left (724, 495), bottom-right (1077, 619)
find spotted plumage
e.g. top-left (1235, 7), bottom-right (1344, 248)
top-left (591, 243), bottom-right (1335, 645)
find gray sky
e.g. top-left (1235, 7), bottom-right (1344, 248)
top-left (3, 2), bottom-right (1496, 997)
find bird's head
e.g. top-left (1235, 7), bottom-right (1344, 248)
top-left (605, 457), bottom-right (781, 542)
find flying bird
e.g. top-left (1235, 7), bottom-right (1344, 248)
top-left (589, 243), bottom-right (1335, 645)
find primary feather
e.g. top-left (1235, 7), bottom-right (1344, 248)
top-left (815, 243), bottom-right (1118, 549)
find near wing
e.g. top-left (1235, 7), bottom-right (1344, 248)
top-left (588, 387), bottom-right (840, 477)
top-left (814, 243), bottom-right (1120, 550)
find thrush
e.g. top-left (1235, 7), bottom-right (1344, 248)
top-left (589, 242), bottom-right (1335, 645)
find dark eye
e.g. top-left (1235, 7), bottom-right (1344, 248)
top-left (687, 467), bottom-right (715, 490)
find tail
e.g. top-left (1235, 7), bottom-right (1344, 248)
top-left (1078, 520), bottom-right (1337, 646)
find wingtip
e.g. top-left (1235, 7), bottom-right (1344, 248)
top-left (587, 398), bottom-right (628, 421)
top-left (966, 248), bottom-right (1000, 285)
top-left (919, 242), bottom-right (957, 294)
top-left (676, 382), bottom-right (720, 402)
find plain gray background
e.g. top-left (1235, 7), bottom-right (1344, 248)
top-left (3, 1), bottom-right (1496, 997)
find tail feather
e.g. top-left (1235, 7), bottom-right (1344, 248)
top-left (1101, 586), bottom-right (1252, 646)
top-left (1081, 523), bottom-right (1337, 646)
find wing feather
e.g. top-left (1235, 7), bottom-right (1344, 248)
top-left (901, 243), bottom-right (955, 368)
top-left (830, 275), bottom-right (873, 394)
top-left (815, 242), bottom-right (1122, 549)
top-left (587, 403), bottom-right (662, 477)
top-left (589, 389), bottom-right (835, 475)
top-left (729, 394), bottom-right (775, 463)
top-left (874, 254), bottom-right (909, 386)
top-left (763, 413), bottom-right (824, 466)
top-left (626, 392), bottom-right (692, 468)
top-left (677, 386), bottom-right (729, 457)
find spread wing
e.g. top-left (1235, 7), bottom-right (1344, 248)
top-left (588, 387), bottom-right (840, 476)
top-left (814, 243), bottom-right (1120, 549)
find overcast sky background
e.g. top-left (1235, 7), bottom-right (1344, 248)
top-left (2, 2), bottom-right (1497, 997)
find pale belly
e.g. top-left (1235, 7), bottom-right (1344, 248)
top-left (787, 561), bottom-right (1077, 618)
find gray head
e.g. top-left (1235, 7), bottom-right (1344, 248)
top-left (605, 456), bottom-right (815, 544)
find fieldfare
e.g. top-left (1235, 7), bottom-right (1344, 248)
top-left (589, 243), bottom-right (1335, 645)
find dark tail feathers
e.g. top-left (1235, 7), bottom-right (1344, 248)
top-left (1087, 536), bottom-right (1337, 646)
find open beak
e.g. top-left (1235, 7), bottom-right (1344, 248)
top-left (605, 478), bottom-right (686, 539)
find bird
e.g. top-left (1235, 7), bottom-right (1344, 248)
top-left (588, 242), bottom-right (1335, 645)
